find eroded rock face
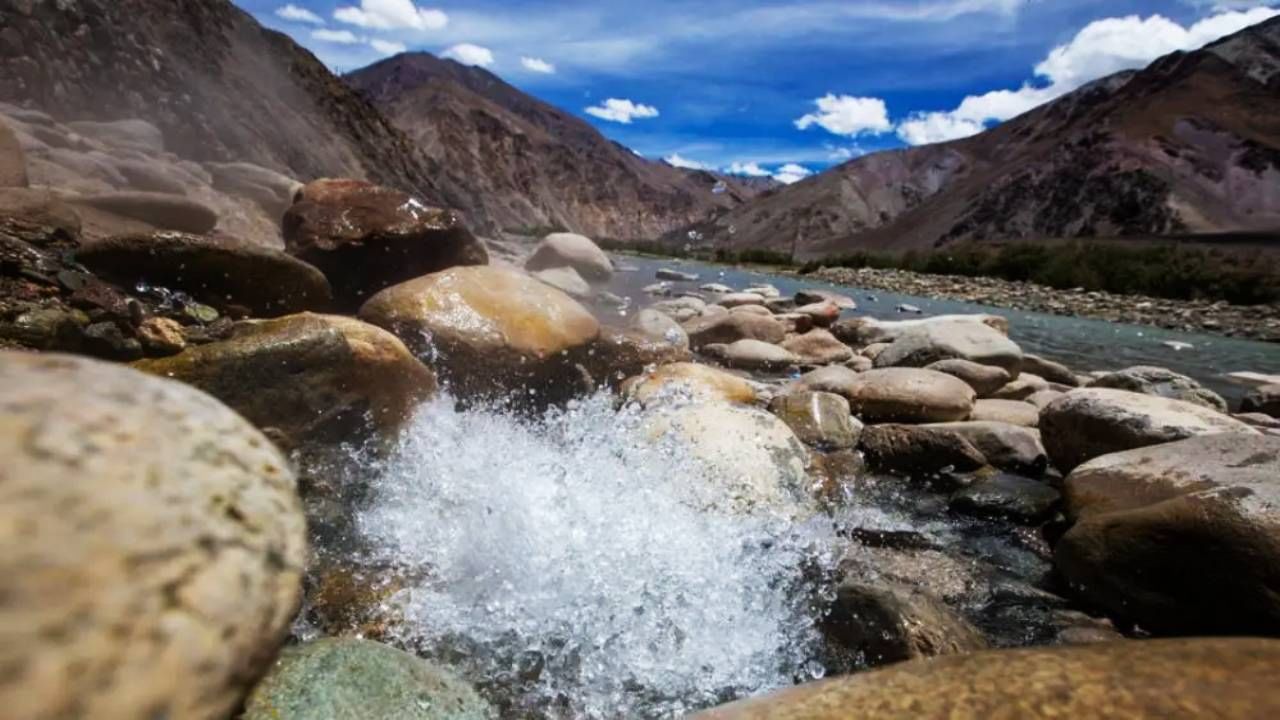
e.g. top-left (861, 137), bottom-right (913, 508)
top-left (134, 313), bottom-right (435, 447)
top-left (690, 639), bottom-right (1280, 719)
top-left (768, 390), bottom-right (861, 450)
top-left (76, 231), bottom-right (332, 317)
top-left (244, 638), bottom-right (494, 720)
top-left (359, 266), bottom-right (598, 405)
top-left (284, 179), bottom-right (488, 308)
top-left (809, 367), bottom-right (976, 424)
top-left (524, 232), bottom-right (612, 282)
top-left (1040, 388), bottom-right (1257, 473)
top-left (621, 362), bottom-right (758, 406)
top-left (1090, 365), bottom-right (1228, 412)
top-left (1056, 434), bottom-right (1280, 634)
top-left (0, 352), bottom-right (306, 720)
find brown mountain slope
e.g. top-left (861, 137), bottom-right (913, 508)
top-left (346, 53), bottom-right (775, 241)
top-left (685, 16), bottom-right (1280, 259)
top-left (0, 0), bottom-right (459, 210)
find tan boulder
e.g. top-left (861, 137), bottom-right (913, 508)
top-left (704, 339), bottom-right (800, 371)
top-left (684, 311), bottom-right (786, 349)
top-left (782, 328), bottom-right (854, 365)
top-left (524, 232), bottom-right (613, 281)
top-left (969, 398), bottom-right (1039, 427)
top-left (622, 362), bottom-right (757, 406)
top-left (874, 320), bottom-right (1023, 375)
top-left (926, 358), bottom-right (1011, 397)
top-left (801, 367), bottom-right (976, 424)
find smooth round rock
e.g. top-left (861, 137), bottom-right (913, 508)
top-left (284, 179), bottom-right (488, 309)
top-left (825, 578), bottom-right (988, 666)
top-left (684, 312), bottom-right (786, 349)
top-left (926, 358), bottom-right (1011, 397)
top-left (74, 190), bottom-right (219, 234)
top-left (531, 265), bottom-right (590, 298)
top-left (991, 372), bottom-right (1050, 401)
top-left (524, 232), bottom-right (612, 282)
top-left (769, 390), bottom-right (862, 449)
top-left (969, 398), bottom-right (1040, 427)
top-left (859, 424), bottom-right (987, 479)
top-left (77, 230), bottom-right (332, 316)
top-left (359, 266), bottom-right (599, 403)
top-left (1091, 365), bottom-right (1228, 412)
top-left (716, 292), bottom-right (767, 308)
top-left (691, 639), bottom-right (1280, 719)
top-left (0, 351), bottom-right (306, 720)
top-left (1040, 388), bottom-right (1258, 473)
top-left (622, 362), bottom-right (758, 406)
top-left (923, 421), bottom-right (1049, 477)
top-left (244, 638), bottom-right (493, 720)
top-left (951, 474), bottom-right (1061, 524)
top-left (1057, 433), bottom-right (1280, 634)
top-left (1020, 354), bottom-right (1079, 387)
top-left (795, 289), bottom-right (856, 309)
top-left (705, 339), bottom-right (799, 371)
top-left (811, 367), bottom-right (976, 424)
top-left (875, 321), bottom-right (1022, 375)
top-left (782, 328), bottom-right (854, 365)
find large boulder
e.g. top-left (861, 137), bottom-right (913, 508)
top-left (768, 390), bottom-right (862, 450)
top-left (860, 424), bottom-right (987, 478)
top-left (283, 179), bottom-right (488, 309)
top-left (641, 402), bottom-right (814, 516)
top-left (923, 421), bottom-right (1049, 476)
top-left (73, 190), bottom-right (219, 234)
top-left (0, 352), bottom-right (306, 720)
top-left (781, 328), bottom-right (854, 365)
top-left (1056, 434), bottom-right (1280, 634)
top-left (359, 266), bottom-right (598, 404)
top-left (691, 639), bottom-right (1280, 719)
top-left (801, 367), bottom-right (975, 424)
top-left (874, 320), bottom-right (1023, 375)
top-left (244, 638), bottom-right (493, 720)
top-left (704, 339), bottom-right (799, 371)
top-left (1242, 384), bottom-right (1280, 418)
top-left (134, 313), bottom-right (435, 447)
top-left (925, 358), bottom-right (1011, 397)
top-left (622, 362), bottom-right (757, 406)
top-left (684, 311), bottom-right (786, 349)
top-left (1090, 366), bottom-right (1228, 412)
top-left (524, 232), bottom-right (612, 282)
top-left (0, 117), bottom-right (28, 187)
top-left (1040, 388), bottom-right (1257, 473)
top-left (76, 231), bottom-right (332, 317)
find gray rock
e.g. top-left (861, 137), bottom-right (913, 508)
top-left (874, 321), bottom-right (1022, 375)
top-left (74, 190), bottom-right (219, 234)
top-left (532, 265), bottom-right (591, 298)
top-left (1091, 366), bottom-right (1228, 412)
top-left (806, 367), bottom-right (976, 424)
top-left (655, 268), bottom-right (698, 281)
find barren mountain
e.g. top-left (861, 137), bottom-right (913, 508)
top-left (346, 53), bottom-right (775, 241)
top-left (682, 16), bottom-right (1280, 258)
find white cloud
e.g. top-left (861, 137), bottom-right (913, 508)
top-left (773, 163), bottom-right (813, 184)
top-left (276, 4), bottom-right (324, 24)
top-left (795, 94), bottom-right (893, 137)
top-left (312, 28), bottom-right (362, 44)
top-left (334, 0), bottom-right (448, 31)
top-left (370, 39), bottom-right (408, 55)
top-left (443, 43), bottom-right (495, 67)
top-left (727, 162), bottom-right (771, 177)
top-left (664, 153), bottom-right (708, 170)
top-left (520, 56), bottom-right (557, 74)
top-left (584, 98), bottom-right (660, 124)
top-left (897, 7), bottom-right (1279, 145)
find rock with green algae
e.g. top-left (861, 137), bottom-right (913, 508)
top-left (243, 639), bottom-right (495, 720)
top-left (691, 638), bottom-right (1280, 719)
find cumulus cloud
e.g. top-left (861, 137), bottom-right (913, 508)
top-left (312, 28), bottom-right (362, 44)
top-left (584, 98), bottom-right (660, 124)
top-left (773, 163), bottom-right (813, 184)
top-left (334, 0), bottom-right (448, 31)
top-left (897, 7), bottom-right (1279, 145)
top-left (521, 57), bottom-right (557, 74)
top-left (276, 4), bottom-right (324, 24)
top-left (726, 162), bottom-right (771, 177)
top-left (664, 153), bottom-right (708, 170)
top-left (371, 39), bottom-right (408, 55)
top-left (443, 43), bottom-right (495, 67)
top-left (795, 94), bottom-right (893, 137)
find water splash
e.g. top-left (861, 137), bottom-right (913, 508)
top-left (357, 392), bottom-right (837, 718)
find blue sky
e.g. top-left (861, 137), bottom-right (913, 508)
top-left (236, 0), bottom-right (1278, 183)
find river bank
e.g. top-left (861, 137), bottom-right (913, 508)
top-left (798, 265), bottom-right (1280, 343)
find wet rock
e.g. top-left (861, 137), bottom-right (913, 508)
top-left (925, 358), bottom-right (1011, 397)
top-left (970, 398), bottom-right (1039, 427)
top-left (691, 639), bottom-right (1280, 719)
top-left (585, 323), bottom-right (692, 388)
top-left (803, 367), bottom-right (976, 424)
top-left (951, 474), bottom-right (1060, 524)
top-left (874, 320), bottom-right (1023, 376)
top-left (1040, 388), bottom-right (1257, 473)
top-left (243, 638), bottom-right (494, 720)
top-left (82, 319), bottom-right (143, 360)
top-left (135, 313), bottom-right (435, 447)
top-left (360, 266), bottom-right (597, 405)
top-left (1091, 365), bottom-right (1228, 412)
top-left (621, 362), bottom-right (757, 406)
top-left (642, 403), bottom-right (814, 516)
top-left (1056, 434), bottom-right (1280, 634)
top-left (650, 296), bottom-right (707, 322)
top-left (524, 232), bottom-right (613, 282)
top-left (923, 421), bottom-right (1049, 477)
top-left (990, 372), bottom-right (1050, 401)
top-left (704, 339), bottom-right (799, 371)
top-left (825, 578), bottom-right (988, 667)
top-left (531, 265), bottom-right (590, 298)
top-left (0, 117), bottom-right (27, 187)
top-left (768, 390), bottom-right (862, 449)
top-left (74, 191), bottom-right (219, 234)
top-left (1240, 383), bottom-right (1280, 418)
top-left (0, 187), bottom-right (82, 236)
top-left (1020, 354), bottom-right (1079, 387)
top-left (136, 316), bottom-right (186, 355)
top-left (793, 300), bottom-right (841, 327)
top-left (283, 179), bottom-right (488, 309)
top-left (716, 292), bottom-right (767, 308)
top-left (860, 424), bottom-right (987, 479)
top-left (76, 231), bottom-right (332, 316)
top-left (0, 352), bottom-right (306, 720)
top-left (781, 328), bottom-right (854, 365)
top-left (684, 311), bottom-right (786, 349)
top-left (796, 288), bottom-right (856, 309)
